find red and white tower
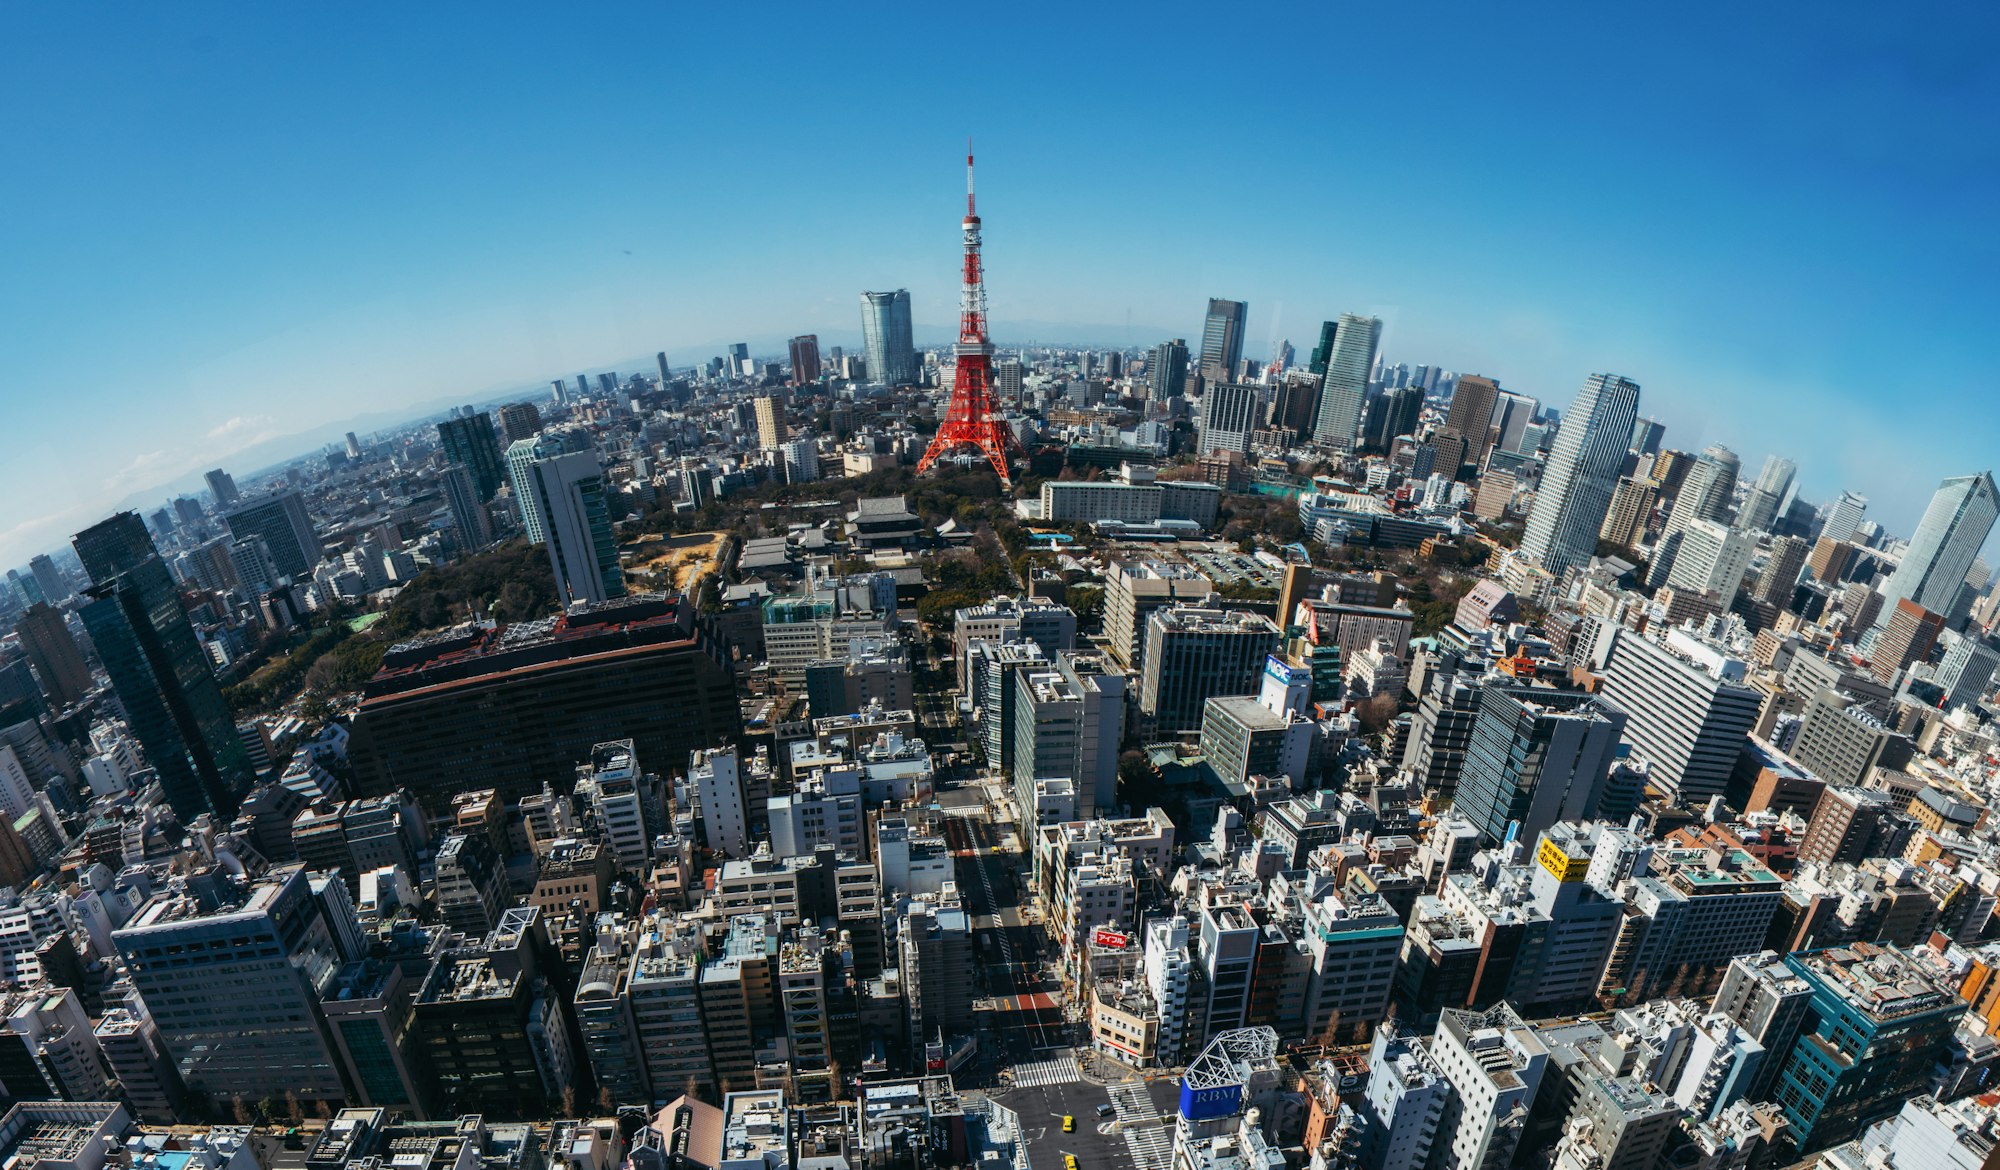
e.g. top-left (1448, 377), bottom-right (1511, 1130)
top-left (917, 148), bottom-right (1020, 489)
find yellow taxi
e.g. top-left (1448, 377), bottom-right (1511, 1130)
top-left (1061, 1115), bottom-right (1075, 1133)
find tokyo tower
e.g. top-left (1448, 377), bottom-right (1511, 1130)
top-left (916, 148), bottom-right (1020, 489)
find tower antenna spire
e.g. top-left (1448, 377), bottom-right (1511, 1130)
top-left (919, 144), bottom-right (1018, 489)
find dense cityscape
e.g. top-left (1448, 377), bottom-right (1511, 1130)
top-left (1, 132), bottom-right (1998, 1170)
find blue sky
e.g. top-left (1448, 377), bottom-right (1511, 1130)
top-left (3, 3), bottom-right (1996, 570)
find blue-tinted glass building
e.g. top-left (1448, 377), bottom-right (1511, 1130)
top-left (1773, 942), bottom-right (1965, 1151)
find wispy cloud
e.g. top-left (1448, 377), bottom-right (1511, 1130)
top-left (103, 450), bottom-right (170, 495)
top-left (208, 414), bottom-right (277, 440)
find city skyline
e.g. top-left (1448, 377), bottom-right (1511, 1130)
top-left (4, 5), bottom-right (1998, 568)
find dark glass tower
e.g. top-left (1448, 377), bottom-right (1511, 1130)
top-left (437, 413), bottom-right (506, 501)
top-left (73, 513), bottom-right (252, 819)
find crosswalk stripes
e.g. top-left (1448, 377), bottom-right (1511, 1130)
top-left (1008, 1053), bottom-right (1083, 1087)
top-left (1109, 1079), bottom-right (1174, 1167)
top-left (1123, 1124), bottom-right (1174, 1168)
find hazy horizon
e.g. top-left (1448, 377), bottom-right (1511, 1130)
top-left (5, 3), bottom-right (1997, 569)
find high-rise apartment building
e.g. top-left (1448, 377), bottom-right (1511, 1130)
top-left (860, 290), bottom-right (917, 386)
top-left (1598, 476), bottom-right (1659, 549)
top-left (1873, 471), bottom-right (1999, 629)
top-left (753, 395), bottom-right (788, 449)
top-left (12, 603), bottom-right (91, 708)
top-left (221, 490), bottom-right (321, 580)
top-left (74, 513), bottom-right (252, 819)
top-left (203, 468), bottom-right (240, 507)
top-left (112, 866), bottom-right (351, 1107)
top-left (788, 334), bottom-right (821, 384)
top-left (1198, 298), bottom-right (1247, 383)
top-left (437, 412), bottom-right (506, 500)
top-left (1148, 339), bottom-right (1189, 400)
top-left (1521, 373), bottom-right (1643, 574)
top-left (497, 402), bottom-right (543, 445)
top-left (1198, 383), bottom-right (1259, 456)
top-left (1311, 313), bottom-right (1382, 451)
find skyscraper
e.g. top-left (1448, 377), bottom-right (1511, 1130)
top-left (203, 468), bottom-right (240, 508)
top-left (860, 290), bottom-right (917, 386)
top-left (1820, 490), bottom-right (1868, 544)
top-left (1872, 472), bottom-right (1999, 628)
top-left (497, 402), bottom-right (543, 445)
top-left (438, 412), bottom-right (506, 501)
top-left (221, 490), bottom-right (322, 581)
top-left (1754, 535), bottom-right (1811, 609)
top-left (72, 513), bottom-right (252, 818)
top-left (13, 602), bottom-right (91, 708)
top-left (1439, 374), bottom-right (1502, 474)
top-left (1307, 320), bottom-right (1339, 377)
top-left (1148, 339), bottom-right (1189, 401)
top-left (26, 555), bottom-right (63, 606)
top-left (655, 351), bottom-right (671, 384)
top-left (1735, 455), bottom-right (1797, 534)
top-left (788, 334), bottom-right (822, 384)
top-left (1362, 384), bottom-right (1424, 452)
top-left (1628, 416), bottom-right (1666, 458)
top-left (1520, 373), bottom-right (1643, 574)
top-left (344, 431), bottom-right (363, 460)
top-left (440, 464), bottom-right (493, 550)
top-left (523, 450), bottom-right (624, 609)
top-left (1198, 298), bottom-right (1247, 383)
top-left (1647, 444), bottom-right (1741, 590)
top-left (1453, 687), bottom-right (1628, 847)
top-left (1310, 313), bottom-right (1382, 451)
